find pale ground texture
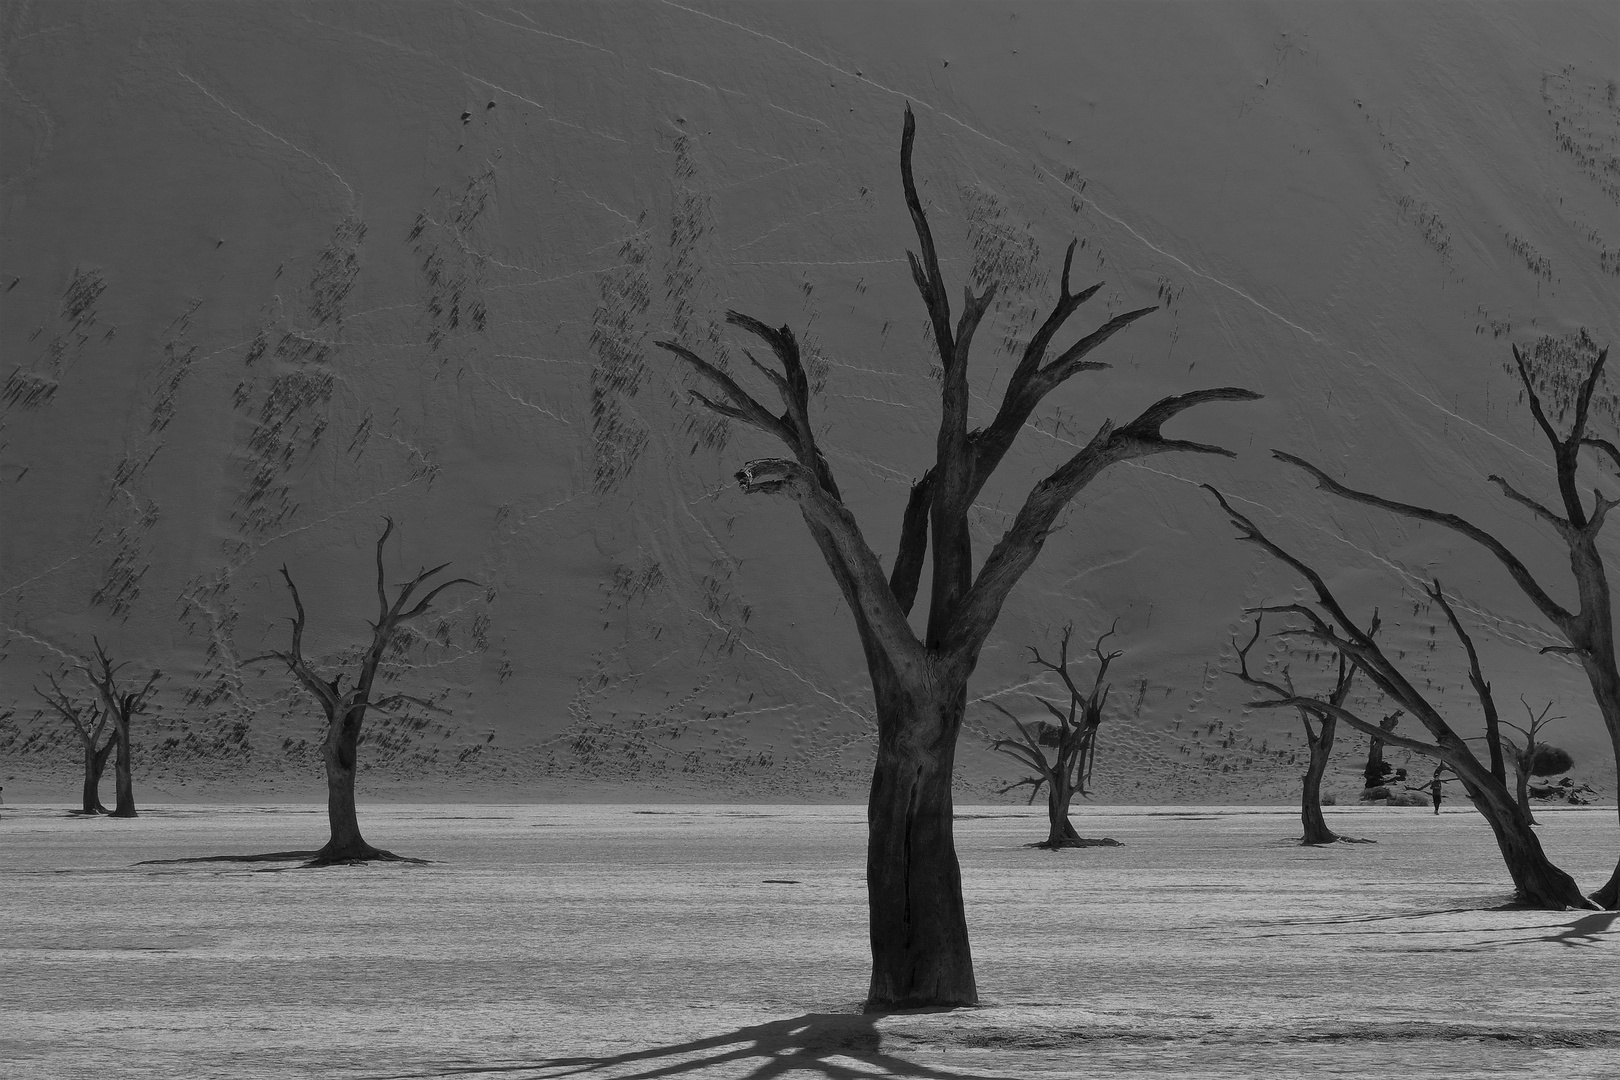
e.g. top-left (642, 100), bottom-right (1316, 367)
top-left (3, 803), bottom-right (1616, 1079)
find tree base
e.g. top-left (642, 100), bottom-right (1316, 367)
top-left (1028, 836), bottom-right (1122, 850)
top-left (305, 843), bottom-right (425, 867)
top-left (1588, 866), bottom-right (1619, 910)
top-left (1302, 834), bottom-right (1377, 846)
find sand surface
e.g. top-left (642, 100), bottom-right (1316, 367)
top-left (4, 802), bottom-right (1616, 1078)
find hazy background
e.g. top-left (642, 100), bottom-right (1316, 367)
top-left (3, 1), bottom-right (1616, 802)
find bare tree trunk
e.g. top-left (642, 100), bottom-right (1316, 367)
top-left (1362, 711), bottom-right (1401, 788)
top-left (1513, 755), bottom-right (1535, 825)
top-left (314, 707), bottom-right (379, 864)
top-left (1584, 645), bottom-right (1620, 907)
top-left (1046, 784), bottom-right (1082, 847)
top-left (82, 738), bottom-right (113, 814)
top-left (1301, 715), bottom-right (1338, 845)
top-left (109, 713), bottom-right (136, 818)
top-left (1455, 761), bottom-right (1586, 908)
top-left (864, 675), bottom-right (975, 1012)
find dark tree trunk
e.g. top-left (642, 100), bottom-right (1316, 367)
top-left (1362, 712), bottom-right (1400, 787)
top-left (1045, 785), bottom-right (1081, 848)
top-left (864, 675), bottom-right (976, 1012)
top-left (109, 713), bottom-right (136, 818)
top-left (313, 706), bottom-right (384, 864)
top-left (82, 738), bottom-right (113, 814)
top-left (1455, 761), bottom-right (1587, 908)
top-left (1512, 754), bottom-right (1536, 826)
top-left (1578, 629), bottom-right (1620, 908)
top-left (1301, 715), bottom-right (1339, 845)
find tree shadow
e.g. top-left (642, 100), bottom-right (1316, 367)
top-left (1539, 910), bottom-right (1618, 948)
top-left (135, 850), bottom-right (430, 869)
top-left (367, 1011), bottom-right (1006, 1080)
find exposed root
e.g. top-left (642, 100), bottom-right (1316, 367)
top-left (1301, 835), bottom-right (1377, 846)
top-left (304, 844), bottom-right (428, 867)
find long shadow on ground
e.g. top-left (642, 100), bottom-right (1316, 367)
top-left (136, 850), bottom-right (430, 869)
top-left (366, 1011), bottom-right (1007, 1080)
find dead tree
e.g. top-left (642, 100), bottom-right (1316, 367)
top-left (250, 519), bottom-right (475, 865)
top-left (989, 622), bottom-right (1122, 849)
top-left (1362, 710), bottom-right (1404, 789)
top-left (35, 674), bottom-right (114, 814)
top-left (1502, 699), bottom-right (1565, 825)
top-left (1208, 486), bottom-right (1594, 909)
top-left (655, 106), bottom-right (1259, 1009)
top-left (1232, 621), bottom-right (1364, 845)
top-left (1274, 343), bottom-right (1618, 907)
top-left (78, 640), bottom-right (161, 818)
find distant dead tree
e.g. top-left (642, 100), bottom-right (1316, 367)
top-left (1361, 709), bottom-right (1404, 790)
top-left (1231, 621), bottom-right (1367, 845)
top-left (655, 107), bottom-right (1260, 1008)
top-left (35, 673), bottom-right (114, 814)
top-left (989, 622), bottom-right (1123, 849)
top-left (1208, 487), bottom-right (1595, 909)
top-left (75, 640), bottom-right (161, 818)
top-left (250, 519), bottom-right (475, 865)
top-left (1274, 342), bottom-right (1617, 908)
top-left (1501, 699), bottom-right (1570, 825)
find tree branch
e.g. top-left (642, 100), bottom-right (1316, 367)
top-left (947, 388), bottom-right (1258, 661)
top-left (888, 469), bottom-right (934, 617)
top-left (1580, 436), bottom-right (1620, 474)
top-left (900, 104), bottom-right (954, 369)
top-left (1427, 579), bottom-right (1504, 783)
top-left (375, 517), bottom-right (395, 624)
top-left (655, 339), bottom-right (796, 447)
top-left (1041, 305), bottom-right (1157, 385)
top-left (1272, 450), bottom-right (1576, 627)
top-left (734, 458), bottom-right (926, 676)
top-left (1486, 474), bottom-right (1573, 537)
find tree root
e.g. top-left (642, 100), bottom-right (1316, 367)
top-left (1027, 836), bottom-right (1123, 849)
top-left (1301, 834), bottom-right (1377, 846)
top-left (304, 844), bottom-right (428, 867)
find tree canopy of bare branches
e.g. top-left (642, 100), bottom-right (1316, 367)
top-left (1206, 486), bottom-right (1595, 909)
top-left (1273, 342), bottom-right (1617, 907)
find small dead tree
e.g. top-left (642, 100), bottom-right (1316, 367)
top-left (78, 640), bottom-right (161, 818)
top-left (1232, 621), bottom-right (1366, 845)
top-left (1362, 709), bottom-right (1404, 789)
top-left (654, 107), bottom-right (1259, 1008)
top-left (989, 622), bottom-right (1122, 849)
top-left (1275, 342), bottom-right (1618, 907)
top-left (1502, 699), bottom-right (1567, 825)
top-left (1208, 486), bottom-right (1594, 909)
top-left (35, 674), bottom-right (115, 814)
top-left (250, 519), bottom-right (475, 865)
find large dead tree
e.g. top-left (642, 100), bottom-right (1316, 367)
top-left (655, 106), bottom-right (1259, 1009)
top-left (78, 640), bottom-right (161, 818)
top-left (35, 673), bottom-right (115, 814)
top-left (250, 519), bottom-right (475, 865)
top-left (1274, 343), bottom-right (1617, 906)
top-left (989, 622), bottom-right (1122, 849)
top-left (1231, 621), bottom-right (1364, 845)
top-left (1208, 487), bottom-right (1594, 909)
